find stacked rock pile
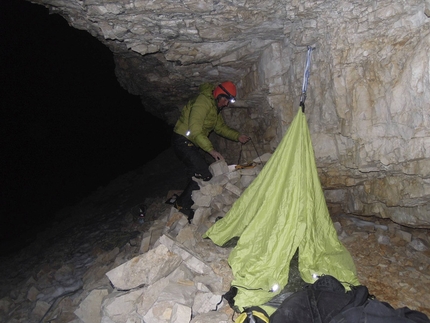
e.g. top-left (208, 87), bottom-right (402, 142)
top-left (98, 157), bottom-right (270, 322)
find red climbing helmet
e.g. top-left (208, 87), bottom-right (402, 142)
top-left (213, 81), bottom-right (237, 103)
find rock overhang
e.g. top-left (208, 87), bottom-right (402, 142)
top-left (29, 0), bottom-right (305, 118)
top-left (27, 0), bottom-right (430, 227)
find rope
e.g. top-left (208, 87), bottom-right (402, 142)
top-left (300, 46), bottom-right (315, 113)
top-left (237, 138), bottom-right (263, 165)
top-left (250, 139), bottom-right (263, 164)
top-left (237, 143), bottom-right (243, 165)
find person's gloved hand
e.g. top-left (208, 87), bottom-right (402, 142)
top-left (209, 149), bottom-right (224, 161)
top-left (238, 134), bottom-right (251, 144)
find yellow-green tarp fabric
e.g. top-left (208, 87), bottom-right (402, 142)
top-left (203, 109), bottom-right (359, 311)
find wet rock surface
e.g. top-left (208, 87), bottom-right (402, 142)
top-left (0, 149), bottom-right (429, 322)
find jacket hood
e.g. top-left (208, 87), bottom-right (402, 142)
top-left (199, 83), bottom-right (216, 99)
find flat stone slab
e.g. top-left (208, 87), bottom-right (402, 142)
top-left (106, 244), bottom-right (182, 290)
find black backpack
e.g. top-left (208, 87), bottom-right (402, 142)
top-left (330, 298), bottom-right (430, 323)
top-left (270, 275), bottom-right (369, 323)
top-left (270, 275), bottom-right (430, 323)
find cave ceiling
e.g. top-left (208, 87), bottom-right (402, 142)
top-left (28, 0), bottom-right (327, 123)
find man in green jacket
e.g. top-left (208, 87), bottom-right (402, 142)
top-left (172, 81), bottom-right (250, 219)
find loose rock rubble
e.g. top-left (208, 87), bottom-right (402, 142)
top-left (0, 153), bottom-right (429, 323)
top-left (333, 213), bottom-right (430, 315)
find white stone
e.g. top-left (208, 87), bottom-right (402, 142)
top-left (240, 175), bottom-right (255, 188)
top-left (377, 235), bottom-right (391, 245)
top-left (208, 174), bottom-right (229, 186)
top-left (192, 291), bottom-right (224, 315)
top-left (193, 274), bottom-right (224, 294)
top-left (222, 205), bottom-right (232, 213)
top-left (170, 303), bottom-right (191, 323)
top-left (195, 282), bottom-right (211, 293)
top-left (102, 289), bottom-right (143, 323)
top-left (183, 255), bottom-right (212, 275)
top-left (253, 153), bottom-right (272, 163)
top-left (209, 160), bottom-right (229, 177)
top-left (75, 289), bottom-right (109, 323)
top-left (192, 207), bottom-right (211, 226)
top-left (175, 225), bottom-right (196, 246)
top-left (395, 230), bottom-right (413, 242)
top-left (105, 244), bottom-right (182, 290)
top-left (209, 211), bottom-right (225, 223)
top-left (150, 227), bottom-right (166, 246)
top-left (190, 311), bottom-right (230, 323)
top-left (157, 282), bottom-right (196, 306)
top-left (210, 198), bottom-right (225, 211)
top-left (141, 281), bottom-right (196, 323)
top-left (199, 183), bottom-right (224, 197)
top-left (228, 164), bottom-right (237, 172)
top-left (215, 192), bottom-right (236, 206)
top-left (143, 304), bottom-right (173, 323)
top-left (226, 170), bottom-right (240, 184)
top-left (136, 277), bottom-right (170, 316)
top-left (158, 235), bottom-right (212, 274)
top-left (139, 231), bottom-right (151, 253)
top-left (27, 286), bottom-right (39, 302)
top-left (333, 222), bottom-right (342, 235)
top-left (225, 182), bottom-right (242, 197)
top-left (409, 238), bottom-right (429, 251)
top-left (157, 234), bottom-right (176, 250)
top-left (191, 190), bottom-right (212, 207)
top-left (32, 300), bottom-right (50, 319)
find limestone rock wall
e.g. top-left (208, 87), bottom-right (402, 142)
top-left (239, 1), bottom-right (430, 227)
top-left (29, 0), bottom-right (430, 227)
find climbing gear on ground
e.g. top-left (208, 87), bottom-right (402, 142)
top-left (194, 172), bottom-right (212, 181)
top-left (300, 46), bottom-right (315, 113)
top-left (234, 307), bottom-right (270, 323)
top-left (131, 203), bottom-right (147, 224)
top-left (165, 194), bottom-right (179, 205)
top-left (235, 162), bottom-right (256, 170)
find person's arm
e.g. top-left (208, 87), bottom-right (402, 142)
top-left (238, 134), bottom-right (251, 143)
top-left (213, 114), bottom-right (240, 141)
top-left (209, 150), bottom-right (224, 160)
top-left (214, 115), bottom-right (250, 144)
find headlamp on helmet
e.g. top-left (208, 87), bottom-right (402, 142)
top-left (214, 81), bottom-right (237, 103)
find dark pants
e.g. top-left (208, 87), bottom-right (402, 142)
top-left (172, 133), bottom-right (212, 209)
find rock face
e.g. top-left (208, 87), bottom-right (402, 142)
top-left (28, 0), bottom-right (430, 227)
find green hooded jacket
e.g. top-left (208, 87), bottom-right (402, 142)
top-left (173, 83), bottom-right (240, 152)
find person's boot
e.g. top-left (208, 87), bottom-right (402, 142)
top-left (174, 201), bottom-right (194, 223)
top-left (186, 209), bottom-right (194, 224)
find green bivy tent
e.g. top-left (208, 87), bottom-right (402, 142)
top-left (203, 109), bottom-right (360, 314)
